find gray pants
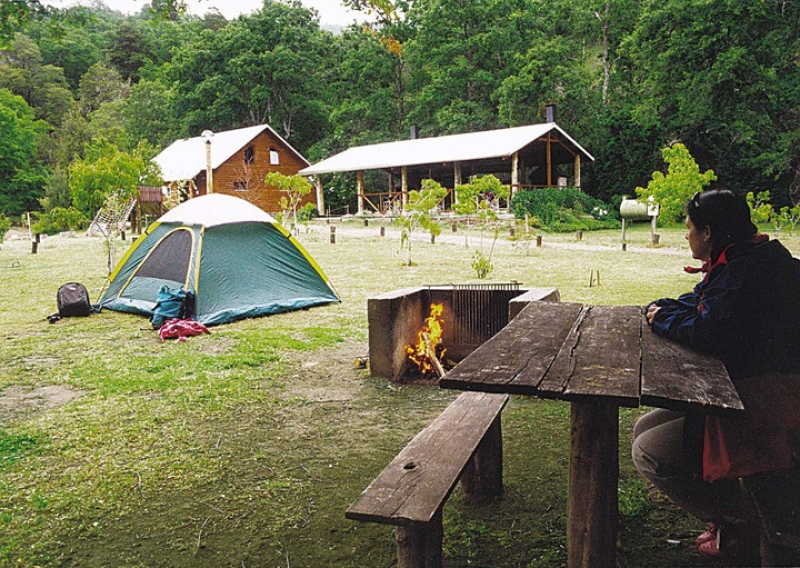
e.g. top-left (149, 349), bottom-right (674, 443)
top-left (631, 408), bottom-right (752, 524)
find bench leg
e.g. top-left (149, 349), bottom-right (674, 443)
top-left (567, 400), bottom-right (619, 568)
top-left (395, 509), bottom-right (443, 568)
top-left (461, 414), bottom-right (504, 497)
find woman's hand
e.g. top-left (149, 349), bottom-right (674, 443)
top-left (646, 304), bottom-right (661, 325)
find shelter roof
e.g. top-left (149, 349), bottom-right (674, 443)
top-left (154, 124), bottom-right (309, 182)
top-left (299, 122), bottom-right (594, 176)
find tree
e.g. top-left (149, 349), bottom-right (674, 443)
top-left (77, 61), bottom-right (129, 116)
top-left (623, 0), bottom-right (800, 202)
top-left (108, 22), bottom-right (154, 83)
top-left (263, 171), bottom-right (312, 229)
top-left (497, 37), bottom-right (599, 128)
top-left (167, 2), bottom-right (331, 152)
top-left (454, 174), bottom-right (510, 227)
top-left (68, 137), bottom-right (160, 216)
top-left (404, 0), bottom-right (515, 134)
top-left (398, 178), bottom-right (447, 266)
top-left (124, 78), bottom-right (181, 148)
top-left (0, 1), bottom-right (186, 45)
top-left (635, 142), bottom-right (716, 224)
top-left (454, 174), bottom-right (510, 278)
top-left (0, 88), bottom-right (48, 215)
top-left (325, 27), bottom-right (407, 145)
top-left (0, 33), bottom-right (75, 126)
top-left (32, 24), bottom-right (102, 92)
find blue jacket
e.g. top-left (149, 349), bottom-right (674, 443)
top-left (650, 236), bottom-right (800, 480)
top-left (650, 236), bottom-right (800, 380)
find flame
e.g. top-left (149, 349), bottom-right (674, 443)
top-left (406, 303), bottom-right (447, 375)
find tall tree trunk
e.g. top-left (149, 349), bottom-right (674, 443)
top-left (790, 163), bottom-right (800, 206)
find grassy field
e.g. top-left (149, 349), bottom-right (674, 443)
top-left (1, 220), bottom-right (795, 567)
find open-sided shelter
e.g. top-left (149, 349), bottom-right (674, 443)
top-left (299, 118), bottom-right (594, 214)
top-left (99, 194), bottom-right (339, 326)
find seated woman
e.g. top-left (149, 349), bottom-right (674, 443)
top-left (633, 189), bottom-right (800, 561)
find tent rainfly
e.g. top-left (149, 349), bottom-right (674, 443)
top-left (99, 194), bottom-right (339, 326)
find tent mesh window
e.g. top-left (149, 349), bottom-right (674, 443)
top-left (136, 229), bottom-right (193, 284)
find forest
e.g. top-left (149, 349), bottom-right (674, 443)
top-left (0, 0), bottom-right (798, 222)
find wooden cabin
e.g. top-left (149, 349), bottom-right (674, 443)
top-left (154, 124), bottom-right (322, 215)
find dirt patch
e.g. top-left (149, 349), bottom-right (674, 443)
top-left (0, 384), bottom-right (85, 424)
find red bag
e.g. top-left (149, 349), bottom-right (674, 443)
top-left (703, 374), bottom-right (800, 482)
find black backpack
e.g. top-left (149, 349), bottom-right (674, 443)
top-left (56, 282), bottom-right (92, 318)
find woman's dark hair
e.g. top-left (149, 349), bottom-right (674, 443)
top-left (687, 189), bottom-right (757, 258)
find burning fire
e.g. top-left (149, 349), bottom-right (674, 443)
top-left (406, 303), bottom-right (447, 377)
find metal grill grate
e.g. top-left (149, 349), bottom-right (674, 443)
top-left (435, 282), bottom-right (521, 347)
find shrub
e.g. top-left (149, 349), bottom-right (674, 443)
top-left (510, 187), bottom-right (619, 232)
top-left (297, 203), bottom-right (318, 222)
top-left (0, 213), bottom-right (10, 246)
top-left (32, 207), bottom-right (88, 235)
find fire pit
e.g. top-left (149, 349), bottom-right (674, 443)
top-left (368, 284), bottom-right (560, 381)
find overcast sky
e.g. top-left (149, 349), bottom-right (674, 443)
top-left (46, 0), bottom-right (365, 27)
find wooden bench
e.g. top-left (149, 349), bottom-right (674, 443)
top-left (346, 391), bottom-right (509, 568)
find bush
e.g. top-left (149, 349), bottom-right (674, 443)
top-left (0, 213), bottom-right (10, 246)
top-left (297, 203), bottom-right (319, 222)
top-left (510, 187), bottom-right (619, 232)
top-left (32, 207), bottom-right (88, 235)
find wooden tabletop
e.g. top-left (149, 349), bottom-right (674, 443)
top-left (439, 300), bottom-right (743, 413)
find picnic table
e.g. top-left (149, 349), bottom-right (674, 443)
top-left (439, 300), bottom-right (744, 568)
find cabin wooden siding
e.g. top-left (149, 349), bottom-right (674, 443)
top-left (195, 130), bottom-right (315, 214)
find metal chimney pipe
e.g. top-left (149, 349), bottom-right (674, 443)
top-left (545, 103), bottom-right (556, 123)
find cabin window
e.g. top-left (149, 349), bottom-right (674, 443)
top-left (269, 148), bottom-right (280, 165)
top-left (244, 145), bottom-right (255, 164)
top-left (233, 180), bottom-right (248, 191)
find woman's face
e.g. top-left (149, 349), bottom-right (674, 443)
top-left (686, 216), bottom-right (712, 261)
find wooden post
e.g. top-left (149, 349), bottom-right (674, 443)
top-left (314, 176), bottom-right (325, 216)
top-left (364, 218), bottom-right (369, 227)
top-left (546, 136), bottom-right (552, 187)
top-left (460, 415), bottom-right (503, 497)
top-left (574, 154), bottom-right (581, 188)
top-left (357, 171), bottom-right (365, 215)
top-left (452, 222), bottom-right (457, 232)
top-left (650, 215), bottom-right (658, 243)
top-left (380, 226), bottom-right (386, 237)
top-left (511, 151), bottom-right (519, 196)
top-left (31, 241), bottom-right (38, 254)
top-left (621, 218), bottom-right (627, 242)
top-left (401, 166), bottom-right (409, 210)
top-left (330, 225), bottom-right (336, 244)
top-left (576, 230), bottom-right (583, 241)
top-left (509, 227), bottom-right (515, 237)
top-left (536, 235), bottom-right (542, 247)
top-left (568, 400), bottom-right (619, 568)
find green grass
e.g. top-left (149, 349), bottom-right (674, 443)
top-left (0, 221), bottom-right (796, 567)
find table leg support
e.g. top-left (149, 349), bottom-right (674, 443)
top-left (568, 400), bottom-right (619, 568)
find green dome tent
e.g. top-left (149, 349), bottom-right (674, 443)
top-left (99, 194), bottom-right (339, 326)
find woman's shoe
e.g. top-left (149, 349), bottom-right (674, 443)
top-left (695, 523), bottom-right (718, 547)
top-left (697, 524), bottom-right (760, 562)
top-left (697, 533), bottom-right (722, 558)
